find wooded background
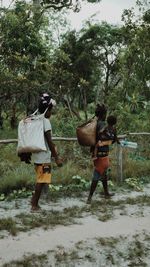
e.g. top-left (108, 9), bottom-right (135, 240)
top-left (0, 0), bottom-right (149, 136)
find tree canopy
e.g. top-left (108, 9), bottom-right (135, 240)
top-left (33, 0), bottom-right (101, 11)
top-left (0, 0), bottom-right (149, 132)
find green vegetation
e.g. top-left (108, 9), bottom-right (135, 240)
top-left (55, 249), bottom-right (79, 264)
top-left (3, 233), bottom-right (149, 267)
top-left (0, 2), bottom-right (149, 267)
top-left (0, 132), bottom-right (149, 200)
top-left (3, 253), bottom-right (48, 267)
top-left (0, 193), bottom-right (150, 236)
top-left (0, 1), bottom-right (149, 199)
top-left (0, 217), bottom-right (17, 236)
top-left (0, 0), bottom-right (149, 130)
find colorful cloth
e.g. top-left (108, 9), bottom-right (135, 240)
top-left (94, 156), bottom-right (110, 175)
top-left (35, 164), bottom-right (51, 184)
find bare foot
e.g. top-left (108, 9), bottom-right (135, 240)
top-left (86, 196), bottom-right (92, 204)
top-left (104, 193), bottom-right (115, 199)
top-left (31, 205), bottom-right (42, 212)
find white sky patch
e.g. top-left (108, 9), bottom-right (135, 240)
top-left (68, 0), bottom-right (138, 29)
top-left (2, 0), bottom-right (138, 29)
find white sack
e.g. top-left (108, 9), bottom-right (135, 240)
top-left (17, 113), bottom-right (47, 153)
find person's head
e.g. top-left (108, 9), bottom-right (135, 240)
top-left (107, 115), bottom-right (117, 127)
top-left (38, 93), bottom-right (56, 118)
top-left (95, 104), bottom-right (107, 121)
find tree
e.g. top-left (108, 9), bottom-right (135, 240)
top-left (79, 22), bottom-right (124, 103)
top-left (0, 1), bottom-right (52, 123)
top-left (48, 29), bottom-right (100, 119)
top-left (118, 4), bottom-right (150, 110)
top-left (47, 20), bottom-right (126, 119)
top-left (106, 1), bottom-right (150, 132)
top-left (33, 0), bottom-right (101, 12)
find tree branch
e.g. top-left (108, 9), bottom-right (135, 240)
top-left (41, 0), bottom-right (73, 10)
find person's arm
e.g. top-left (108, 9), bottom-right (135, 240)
top-left (96, 120), bottom-right (106, 142)
top-left (44, 130), bottom-right (63, 167)
top-left (112, 128), bottom-right (120, 144)
top-left (115, 136), bottom-right (120, 144)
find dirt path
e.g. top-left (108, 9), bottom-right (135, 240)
top-left (0, 215), bottom-right (150, 265)
top-left (0, 185), bottom-right (150, 266)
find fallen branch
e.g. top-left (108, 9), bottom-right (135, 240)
top-left (0, 133), bottom-right (149, 145)
top-left (0, 137), bottom-right (77, 144)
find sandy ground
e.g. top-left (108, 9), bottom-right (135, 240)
top-left (0, 185), bottom-right (150, 266)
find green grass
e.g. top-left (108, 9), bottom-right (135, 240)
top-left (0, 136), bottom-right (150, 198)
top-left (126, 236), bottom-right (149, 267)
top-left (52, 159), bottom-right (92, 185)
top-left (123, 157), bottom-right (150, 178)
top-left (7, 205), bottom-right (82, 234)
top-left (96, 237), bottom-right (120, 247)
top-left (1, 193), bottom-right (149, 236)
top-left (0, 165), bottom-right (35, 195)
top-left (0, 209), bottom-right (77, 236)
top-left (0, 217), bottom-right (18, 236)
top-left (2, 253), bottom-right (48, 267)
top-left (55, 249), bottom-right (79, 264)
top-left (109, 195), bottom-right (150, 206)
top-left (2, 232), bottom-right (150, 267)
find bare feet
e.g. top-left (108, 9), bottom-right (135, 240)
top-left (104, 193), bottom-right (115, 199)
top-left (31, 205), bottom-right (41, 212)
top-left (86, 196), bottom-right (92, 204)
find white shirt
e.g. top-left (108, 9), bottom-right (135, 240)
top-left (32, 118), bottom-right (52, 164)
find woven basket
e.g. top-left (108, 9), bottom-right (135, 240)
top-left (76, 117), bottom-right (97, 146)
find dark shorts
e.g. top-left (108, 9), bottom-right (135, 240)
top-left (93, 169), bottom-right (102, 181)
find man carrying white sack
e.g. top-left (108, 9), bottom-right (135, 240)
top-left (31, 93), bottom-right (63, 212)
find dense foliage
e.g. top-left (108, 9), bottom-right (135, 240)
top-left (0, 0), bottom-right (149, 133)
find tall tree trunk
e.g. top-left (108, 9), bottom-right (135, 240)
top-left (65, 96), bottom-right (74, 118)
top-left (10, 101), bottom-right (17, 129)
top-left (0, 106), bottom-right (3, 129)
top-left (26, 92), bottom-right (32, 115)
top-left (83, 88), bottom-right (88, 121)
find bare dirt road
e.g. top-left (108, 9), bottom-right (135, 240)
top-left (0, 186), bottom-right (150, 266)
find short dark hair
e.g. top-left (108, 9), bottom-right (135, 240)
top-left (38, 102), bottom-right (52, 114)
top-left (95, 104), bottom-right (107, 119)
top-left (38, 93), bottom-right (53, 114)
top-left (107, 115), bottom-right (117, 126)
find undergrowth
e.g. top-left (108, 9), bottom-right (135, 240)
top-left (0, 134), bottom-right (149, 199)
